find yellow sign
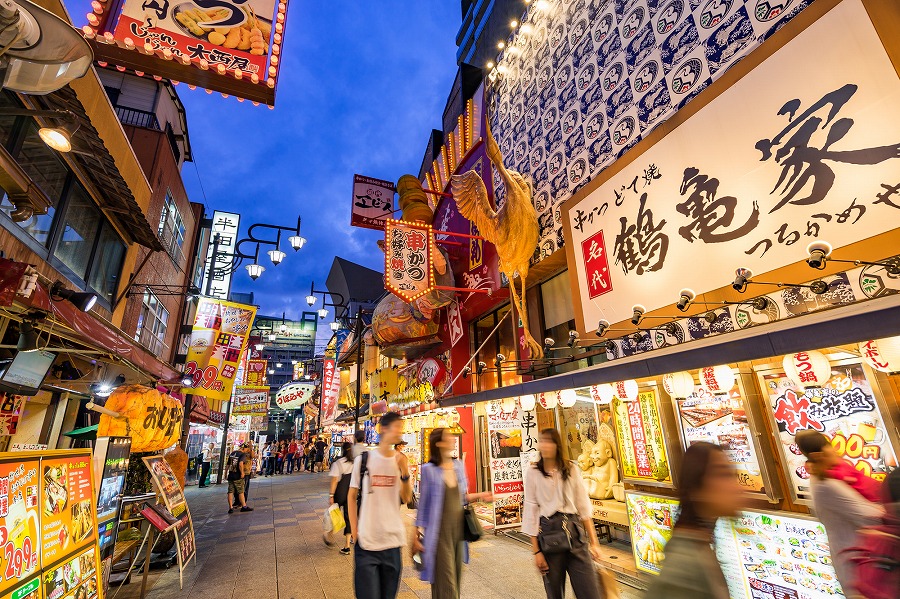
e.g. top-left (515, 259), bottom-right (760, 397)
top-left (612, 391), bottom-right (671, 484)
top-left (184, 297), bottom-right (257, 401)
top-left (98, 385), bottom-right (185, 452)
top-left (369, 368), bottom-right (399, 403)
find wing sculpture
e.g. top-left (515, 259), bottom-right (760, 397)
top-left (450, 170), bottom-right (500, 243)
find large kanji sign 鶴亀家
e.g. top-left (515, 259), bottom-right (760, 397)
top-left (384, 219), bottom-right (435, 302)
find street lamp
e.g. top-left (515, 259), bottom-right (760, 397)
top-left (245, 262), bottom-right (265, 280)
top-left (289, 235), bottom-right (307, 250)
top-left (267, 248), bottom-right (285, 265)
top-left (317, 308), bottom-right (328, 320)
top-left (329, 321), bottom-right (341, 332)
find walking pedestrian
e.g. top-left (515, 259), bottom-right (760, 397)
top-left (226, 442), bottom-right (254, 514)
top-left (244, 444), bottom-right (255, 502)
top-left (294, 442), bottom-right (305, 472)
top-left (277, 441), bottom-right (287, 474)
top-left (795, 430), bottom-right (884, 594)
top-left (352, 429), bottom-right (366, 459)
top-left (262, 442), bottom-right (273, 476)
top-left (348, 412), bottom-right (413, 599)
top-left (326, 441), bottom-right (355, 554)
top-left (198, 442), bottom-right (214, 488)
top-left (524, 428), bottom-right (603, 599)
top-left (287, 438), bottom-right (298, 474)
top-left (315, 436), bottom-right (327, 472)
top-left (645, 442), bottom-right (742, 599)
top-left (306, 441), bottom-right (316, 472)
top-left (413, 428), bottom-right (492, 599)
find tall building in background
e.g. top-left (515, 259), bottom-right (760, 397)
top-left (456, 0), bottom-right (522, 69)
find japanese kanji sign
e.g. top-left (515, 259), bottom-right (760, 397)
top-left (384, 219), bottom-right (435, 302)
top-left (565, 1), bottom-right (900, 330)
top-left (201, 211), bottom-right (240, 301)
top-left (231, 386), bottom-right (269, 415)
top-left (185, 297), bottom-right (256, 401)
top-left (612, 391), bottom-right (672, 485)
top-left (244, 359), bottom-right (267, 386)
top-left (486, 405), bottom-right (539, 530)
top-left (320, 358), bottom-right (341, 425)
top-left (351, 175), bottom-right (395, 230)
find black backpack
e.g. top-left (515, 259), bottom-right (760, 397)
top-left (333, 458), bottom-right (353, 506)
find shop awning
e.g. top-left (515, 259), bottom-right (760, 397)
top-left (63, 424), bottom-right (98, 440)
top-left (442, 294), bottom-right (900, 407)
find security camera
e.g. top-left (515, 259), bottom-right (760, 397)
top-left (732, 268), bottom-right (753, 292)
top-left (596, 319), bottom-right (610, 337)
top-left (476, 362), bottom-right (486, 375)
top-left (806, 241), bottom-right (833, 270)
top-left (495, 353), bottom-right (506, 367)
top-left (567, 330), bottom-right (579, 347)
top-left (676, 288), bottom-right (696, 312)
top-left (631, 304), bottom-right (646, 326)
top-left (461, 366), bottom-right (471, 379)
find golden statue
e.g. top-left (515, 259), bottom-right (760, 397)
top-left (451, 121), bottom-right (543, 358)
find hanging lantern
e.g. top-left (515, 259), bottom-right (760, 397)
top-left (448, 408), bottom-right (461, 426)
top-left (559, 388), bottom-right (577, 408)
top-left (614, 380), bottom-right (639, 402)
top-left (538, 392), bottom-right (558, 409)
top-left (486, 400), bottom-right (500, 416)
top-left (698, 365), bottom-right (735, 395)
top-left (519, 394), bottom-right (536, 411)
top-left (591, 384), bottom-right (615, 405)
top-left (663, 371), bottom-right (695, 399)
top-left (859, 337), bottom-right (900, 374)
top-left (783, 351), bottom-right (832, 389)
top-left (501, 396), bottom-right (517, 414)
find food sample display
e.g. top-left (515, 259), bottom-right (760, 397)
top-left (624, 492), bottom-right (679, 575)
top-left (42, 546), bottom-right (98, 599)
top-left (39, 457), bottom-right (94, 566)
top-left (0, 459), bottom-right (41, 595)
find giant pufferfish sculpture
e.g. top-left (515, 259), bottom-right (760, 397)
top-left (451, 120), bottom-right (543, 359)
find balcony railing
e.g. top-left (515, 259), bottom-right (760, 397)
top-left (115, 106), bottom-right (161, 130)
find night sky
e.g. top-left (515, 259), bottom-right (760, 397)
top-left (64, 0), bottom-right (461, 320)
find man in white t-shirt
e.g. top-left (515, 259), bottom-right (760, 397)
top-left (348, 412), bottom-right (412, 599)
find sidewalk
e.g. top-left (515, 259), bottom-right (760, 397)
top-left (110, 471), bottom-right (642, 599)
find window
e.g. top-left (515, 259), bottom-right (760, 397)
top-left (158, 192), bottom-right (186, 264)
top-left (88, 223), bottom-right (126, 303)
top-left (472, 305), bottom-right (519, 392)
top-left (54, 183), bottom-right (101, 279)
top-left (135, 291), bottom-right (169, 355)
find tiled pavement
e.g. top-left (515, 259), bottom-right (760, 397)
top-left (110, 472), bottom-right (643, 599)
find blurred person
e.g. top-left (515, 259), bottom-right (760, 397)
top-left (294, 441), bottom-right (305, 472)
top-left (846, 468), bottom-right (900, 599)
top-left (263, 442), bottom-right (274, 476)
top-left (326, 441), bottom-right (355, 554)
top-left (198, 442), bottom-right (214, 488)
top-left (353, 429), bottom-right (367, 459)
top-left (225, 442), bottom-right (254, 514)
top-left (413, 428), bottom-right (492, 599)
top-left (315, 436), bottom-right (327, 472)
top-left (306, 440), bottom-right (316, 472)
top-left (524, 428), bottom-right (603, 599)
top-left (796, 430), bottom-right (884, 593)
top-left (645, 443), bottom-right (742, 599)
top-left (287, 438), bottom-right (298, 474)
top-left (348, 412), bottom-right (413, 599)
top-left (244, 444), bottom-right (256, 502)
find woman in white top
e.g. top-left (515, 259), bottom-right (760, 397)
top-left (524, 428), bottom-right (603, 599)
top-left (327, 441), bottom-right (355, 554)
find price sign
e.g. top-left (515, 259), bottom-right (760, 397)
top-left (0, 459), bottom-right (40, 595)
top-left (39, 457), bottom-right (95, 565)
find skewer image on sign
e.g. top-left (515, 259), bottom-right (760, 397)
top-left (384, 219), bottom-right (435, 302)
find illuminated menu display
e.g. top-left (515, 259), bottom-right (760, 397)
top-left (39, 457), bottom-right (95, 566)
top-left (612, 391), bottom-right (672, 484)
top-left (0, 459), bottom-right (40, 595)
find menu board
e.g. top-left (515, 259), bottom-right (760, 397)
top-left (485, 407), bottom-right (539, 530)
top-left (39, 458), bottom-right (94, 567)
top-left (2, 577), bottom-right (40, 599)
top-left (763, 361), bottom-right (898, 500)
top-left (675, 386), bottom-right (766, 494)
top-left (142, 456), bottom-right (196, 581)
top-left (715, 510), bottom-right (843, 599)
top-left (612, 391), bottom-right (672, 485)
top-left (42, 546), bottom-right (98, 599)
top-left (0, 459), bottom-right (41, 595)
top-left (624, 492), bottom-right (679, 575)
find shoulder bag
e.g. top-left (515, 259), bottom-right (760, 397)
top-left (537, 468), bottom-right (577, 555)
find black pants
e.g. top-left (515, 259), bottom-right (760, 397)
top-left (244, 475), bottom-right (251, 501)
top-left (198, 461), bottom-right (210, 486)
top-left (542, 539), bottom-right (602, 599)
top-left (354, 545), bottom-right (401, 599)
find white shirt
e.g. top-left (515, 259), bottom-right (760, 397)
top-left (330, 457), bottom-right (354, 478)
top-left (350, 450), bottom-right (406, 551)
top-left (522, 463), bottom-right (593, 537)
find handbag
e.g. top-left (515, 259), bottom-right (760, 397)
top-left (407, 492), bottom-right (419, 510)
top-left (463, 505), bottom-right (483, 542)
top-left (538, 471), bottom-right (577, 555)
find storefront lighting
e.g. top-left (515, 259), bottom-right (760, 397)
top-left (16, 320), bottom-right (38, 352)
top-left (631, 305), bottom-right (645, 325)
top-left (520, 23), bottom-right (532, 34)
top-left (180, 374), bottom-right (193, 387)
top-left (535, 0), bottom-right (549, 10)
top-left (543, 337), bottom-right (555, 354)
top-left (860, 337), bottom-right (900, 374)
top-left (38, 125), bottom-right (73, 152)
top-left (510, 19), bottom-right (518, 27)
top-left (698, 365), bottom-right (735, 395)
top-left (615, 380), bottom-right (639, 402)
top-left (486, 61), bottom-right (494, 69)
top-left (268, 249), bottom-right (286, 265)
top-left (500, 397), bottom-right (516, 413)
top-left (538, 392), bottom-right (558, 410)
top-left (783, 351), bottom-right (832, 389)
top-left (805, 240), bottom-right (900, 274)
top-left (317, 308), bottom-right (328, 319)
top-left (245, 263), bottom-right (265, 280)
top-left (559, 388), bottom-right (577, 408)
top-left (732, 267), bottom-right (753, 292)
top-left (288, 235), bottom-right (307, 251)
top-left (497, 41), bottom-right (505, 49)
top-left (676, 288), bottom-right (696, 312)
top-left (592, 384), bottom-right (615, 405)
top-left (662, 371), bottom-right (694, 399)
top-left (494, 353), bottom-right (505, 367)
top-left (50, 281), bottom-right (97, 312)
top-left (519, 394), bottom-right (536, 411)
top-left (596, 320), bottom-right (610, 337)
top-left (567, 330), bottom-right (579, 348)
top-left (461, 366), bottom-right (471, 379)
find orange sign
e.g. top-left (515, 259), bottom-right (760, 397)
top-left (39, 457), bottom-right (95, 566)
top-left (0, 459), bottom-right (40, 596)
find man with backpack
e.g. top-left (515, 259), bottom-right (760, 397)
top-left (226, 442), bottom-right (255, 515)
top-left (348, 412), bottom-right (412, 599)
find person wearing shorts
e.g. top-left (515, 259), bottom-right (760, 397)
top-left (226, 442), bottom-right (254, 514)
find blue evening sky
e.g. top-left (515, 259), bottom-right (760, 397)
top-left (64, 0), bottom-right (461, 321)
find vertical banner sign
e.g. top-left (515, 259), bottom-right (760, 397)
top-left (0, 393), bottom-right (25, 435)
top-left (245, 359), bottom-right (268, 386)
top-left (612, 391), bottom-right (672, 484)
top-left (486, 407), bottom-right (539, 529)
top-left (320, 359), bottom-right (340, 425)
top-left (447, 301), bottom-right (463, 348)
top-left (232, 386), bottom-right (270, 415)
top-left (351, 175), bottom-right (396, 230)
top-left (384, 219), bottom-right (435, 302)
top-left (201, 211), bottom-right (240, 300)
top-left (142, 456), bottom-right (195, 584)
top-left (185, 298), bottom-right (257, 401)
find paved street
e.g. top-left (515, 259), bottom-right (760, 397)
top-left (112, 472), bottom-right (642, 599)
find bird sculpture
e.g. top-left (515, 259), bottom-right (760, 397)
top-left (451, 120), bottom-right (543, 358)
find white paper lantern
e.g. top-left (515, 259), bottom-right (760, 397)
top-left (486, 400), bottom-right (500, 416)
top-left (559, 388), bottom-right (577, 408)
top-left (783, 350), bottom-right (832, 389)
top-left (501, 396), bottom-right (517, 414)
top-left (860, 337), bottom-right (900, 374)
top-left (615, 380), bottom-right (639, 402)
top-left (591, 384), bottom-right (615, 404)
top-left (538, 391), bottom-right (558, 409)
top-left (448, 409), bottom-right (461, 426)
top-left (519, 394), bottom-right (536, 411)
top-left (663, 371), bottom-right (695, 399)
top-left (698, 365), bottom-right (735, 395)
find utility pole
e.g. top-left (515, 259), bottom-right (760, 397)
top-left (215, 398), bottom-right (232, 485)
top-left (354, 307), bottom-right (363, 432)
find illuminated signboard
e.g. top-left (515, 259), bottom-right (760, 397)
top-left (201, 211), bottom-right (240, 301)
top-left (384, 219), bottom-right (435, 302)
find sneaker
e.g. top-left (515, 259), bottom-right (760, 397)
top-left (228, 508), bottom-right (234, 514)
top-left (340, 548), bottom-right (350, 555)
top-left (240, 506), bottom-right (254, 512)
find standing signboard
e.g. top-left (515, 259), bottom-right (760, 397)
top-left (384, 219), bottom-right (435, 302)
top-left (142, 456), bottom-right (195, 586)
top-left (624, 491), bottom-right (679, 575)
top-left (320, 359), bottom-right (340, 426)
top-left (93, 436), bottom-right (131, 593)
top-left (185, 297), bottom-right (257, 401)
top-left (0, 458), bottom-right (41, 595)
top-left (485, 407), bottom-right (539, 530)
top-left (351, 175), bottom-right (395, 230)
top-left (611, 391), bottom-right (672, 485)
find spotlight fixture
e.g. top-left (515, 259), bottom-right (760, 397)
top-left (476, 361), bottom-right (486, 375)
top-left (543, 337), bottom-right (555, 353)
top-left (806, 241), bottom-right (832, 270)
top-left (631, 304), bottom-right (645, 326)
top-left (676, 288), bottom-right (696, 312)
top-left (732, 268), bottom-right (753, 292)
top-left (461, 366), bottom-right (471, 379)
top-left (567, 330), bottom-right (579, 348)
top-left (50, 281), bottom-right (97, 312)
top-left (181, 374), bottom-right (194, 386)
top-left (596, 319), bottom-right (610, 337)
top-left (494, 353), bottom-right (505, 367)
top-left (16, 320), bottom-right (38, 352)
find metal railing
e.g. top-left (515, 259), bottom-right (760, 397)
top-left (115, 106), bottom-right (161, 130)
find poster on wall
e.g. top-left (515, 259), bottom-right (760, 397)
top-left (612, 391), bottom-right (672, 485)
top-left (624, 492), bottom-right (679, 575)
top-left (0, 459), bottom-right (41, 595)
top-left (40, 456), bottom-right (95, 566)
top-left (764, 361), bottom-right (897, 501)
top-left (0, 394), bottom-right (25, 435)
top-left (675, 386), bottom-right (767, 494)
top-left (185, 297), bottom-right (256, 401)
top-left (485, 407), bottom-right (539, 529)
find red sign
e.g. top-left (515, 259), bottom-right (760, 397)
top-left (493, 481), bottom-right (524, 495)
top-left (384, 219), bottom-right (435, 302)
top-left (582, 230), bottom-right (612, 299)
top-left (447, 301), bottom-right (463, 348)
top-left (320, 359), bottom-right (340, 424)
top-left (351, 175), bottom-right (395, 230)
